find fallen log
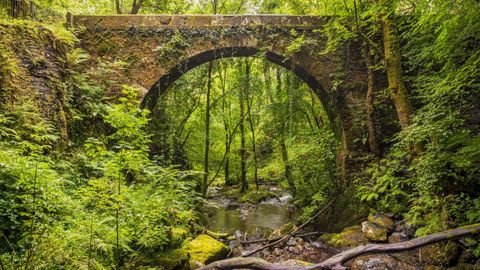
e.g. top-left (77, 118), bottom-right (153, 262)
top-left (199, 223), bottom-right (480, 270)
top-left (241, 200), bottom-right (334, 257)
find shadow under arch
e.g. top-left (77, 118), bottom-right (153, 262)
top-left (141, 47), bottom-right (339, 133)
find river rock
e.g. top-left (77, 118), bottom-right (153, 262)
top-left (279, 194), bottom-right (293, 204)
top-left (368, 213), bottom-right (395, 233)
top-left (184, 234), bottom-right (231, 269)
top-left (395, 220), bottom-right (416, 237)
top-left (321, 225), bottom-right (369, 248)
top-left (362, 221), bottom-right (388, 242)
top-left (388, 232), bottom-right (408, 243)
top-left (286, 237), bottom-right (297, 246)
top-left (279, 259), bottom-right (314, 266)
top-left (351, 254), bottom-right (418, 270)
top-left (419, 241), bottom-right (461, 267)
top-left (273, 248), bottom-right (282, 256)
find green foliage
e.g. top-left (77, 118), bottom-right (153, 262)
top-left (0, 83), bottom-right (201, 268)
top-left (358, 0), bottom-right (480, 235)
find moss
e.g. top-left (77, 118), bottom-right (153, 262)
top-left (321, 225), bottom-right (368, 248)
top-left (153, 249), bottom-right (189, 270)
top-left (368, 213), bottom-right (395, 233)
top-left (361, 221), bottom-right (388, 242)
top-left (238, 188), bottom-right (277, 203)
top-left (184, 234), bottom-right (230, 269)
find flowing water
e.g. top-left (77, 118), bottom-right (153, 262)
top-left (207, 201), bottom-right (298, 234)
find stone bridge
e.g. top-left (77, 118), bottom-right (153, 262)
top-left (71, 14), bottom-right (383, 175)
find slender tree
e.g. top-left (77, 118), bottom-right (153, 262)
top-left (202, 62), bottom-right (214, 196)
top-left (244, 60), bottom-right (259, 189)
top-left (279, 71), bottom-right (295, 195)
top-left (239, 61), bottom-right (248, 192)
top-left (218, 63), bottom-right (231, 185)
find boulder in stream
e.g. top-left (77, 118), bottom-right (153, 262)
top-left (184, 234), bottom-right (231, 269)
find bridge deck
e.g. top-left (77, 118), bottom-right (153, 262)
top-left (68, 14), bottom-right (325, 29)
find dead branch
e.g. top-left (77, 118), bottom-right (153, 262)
top-left (199, 223), bottom-right (480, 270)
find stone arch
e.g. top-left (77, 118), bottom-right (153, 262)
top-left (141, 46), bottom-right (340, 133)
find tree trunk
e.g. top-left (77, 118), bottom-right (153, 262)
top-left (239, 61), bottom-right (248, 193)
top-left (276, 70), bottom-right (296, 195)
top-left (202, 62), bottom-right (214, 196)
top-left (115, 0), bottom-right (122, 14)
top-left (382, 10), bottom-right (413, 130)
top-left (363, 45), bottom-right (381, 156)
top-left (130, 0), bottom-right (143, 14)
top-left (219, 63), bottom-right (231, 185)
top-left (245, 60), bottom-right (259, 190)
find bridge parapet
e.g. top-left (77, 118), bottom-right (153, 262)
top-left (69, 14), bottom-right (326, 29)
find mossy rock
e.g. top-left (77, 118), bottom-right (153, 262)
top-left (361, 221), bottom-right (388, 242)
top-left (419, 241), bottom-right (461, 267)
top-left (238, 189), bottom-right (277, 203)
top-left (368, 213), bottom-right (395, 233)
top-left (184, 234), bottom-right (231, 269)
top-left (153, 249), bottom-right (189, 270)
top-left (321, 225), bottom-right (368, 248)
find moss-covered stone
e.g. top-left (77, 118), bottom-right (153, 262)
top-left (320, 226), bottom-right (369, 248)
top-left (419, 241), bottom-right (461, 267)
top-left (361, 221), bottom-right (388, 242)
top-left (184, 234), bottom-right (230, 269)
top-left (153, 249), bottom-right (189, 270)
top-left (238, 189), bottom-right (277, 203)
top-left (368, 213), bottom-right (395, 233)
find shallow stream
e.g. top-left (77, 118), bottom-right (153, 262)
top-left (207, 199), bottom-right (298, 235)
